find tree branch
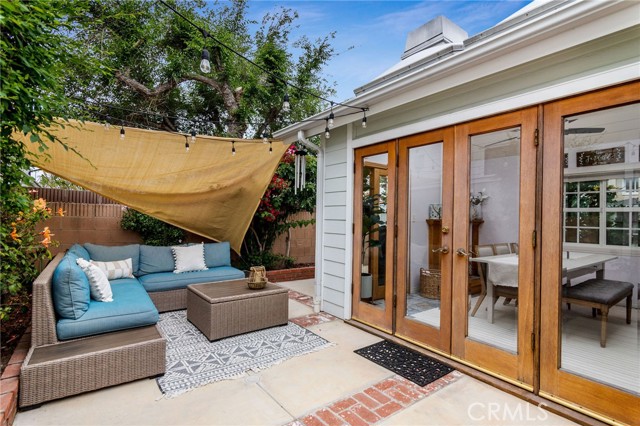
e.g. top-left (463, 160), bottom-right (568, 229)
top-left (114, 69), bottom-right (186, 97)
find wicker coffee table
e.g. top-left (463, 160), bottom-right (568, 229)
top-left (186, 279), bottom-right (289, 341)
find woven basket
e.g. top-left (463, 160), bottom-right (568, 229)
top-left (419, 268), bottom-right (441, 299)
top-left (247, 266), bottom-right (267, 289)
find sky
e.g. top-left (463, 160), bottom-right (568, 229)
top-left (244, 0), bottom-right (534, 103)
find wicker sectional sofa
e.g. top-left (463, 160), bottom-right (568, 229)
top-left (19, 242), bottom-right (244, 408)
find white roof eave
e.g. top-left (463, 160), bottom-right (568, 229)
top-left (275, 0), bottom-right (636, 142)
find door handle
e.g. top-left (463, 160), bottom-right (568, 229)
top-left (432, 245), bottom-right (449, 254)
top-left (456, 248), bottom-right (475, 257)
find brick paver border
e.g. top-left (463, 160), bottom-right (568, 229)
top-left (287, 371), bottom-right (463, 426)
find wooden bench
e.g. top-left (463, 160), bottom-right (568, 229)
top-left (562, 278), bottom-right (634, 348)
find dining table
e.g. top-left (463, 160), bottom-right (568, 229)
top-left (470, 252), bottom-right (618, 323)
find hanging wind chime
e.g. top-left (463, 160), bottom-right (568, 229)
top-left (294, 148), bottom-right (308, 194)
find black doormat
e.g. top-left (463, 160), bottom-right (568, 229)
top-left (354, 340), bottom-right (454, 387)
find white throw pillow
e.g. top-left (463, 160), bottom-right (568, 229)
top-left (172, 244), bottom-right (208, 274)
top-left (90, 258), bottom-right (134, 280)
top-left (76, 258), bottom-right (113, 302)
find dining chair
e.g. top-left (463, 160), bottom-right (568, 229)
top-left (470, 244), bottom-right (496, 316)
top-left (493, 243), bottom-right (511, 255)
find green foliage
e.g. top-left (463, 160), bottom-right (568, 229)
top-left (35, 173), bottom-right (84, 190)
top-left (0, 198), bottom-right (59, 320)
top-left (120, 209), bottom-right (186, 246)
top-left (242, 144), bottom-right (317, 267)
top-left (67, 0), bottom-right (335, 138)
top-left (242, 251), bottom-right (295, 272)
top-left (0, 0), bottom-right (97, 316)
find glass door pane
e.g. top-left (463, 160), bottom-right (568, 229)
top-left (560, 104), bottom-right (639, 395)
top-left (540, 83), bottom-right (640, 425)
top-left (352, 143), bottom-right (395, 333)
top-left (362, 155), bottom-right (388, 308)
top-left (451, 108), bottom-right (536, 387)
top-left (467, 127), bottom-right (521, 353)
top-left (395, 128), bottom-right (454, 352)
top-left (406, 143), bottom-right (444, 328)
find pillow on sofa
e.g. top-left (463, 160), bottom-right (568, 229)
top-left (52, 254), bottom-right (91, 320)
top-left (84, 243), bottom-right (140, 275)
top-left (76, 258), bottom-right (113, 302)
top-left (138, 245), bottom-right (175, 275)
top-left (68, 243), bottom-right (91, 260)
top-left (91, 258), bottom-right (134, 280)
top-left (204, 242), bottom-right (231, 268)
top-left (172, 244), bottom-right (207, 273)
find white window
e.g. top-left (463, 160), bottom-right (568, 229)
top-left (564, 177), bottom-right (640, 248)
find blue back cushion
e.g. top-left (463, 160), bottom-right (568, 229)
top-left (68, 243), bottom-right (90, 260)
top-left (84, 243), bottom-right (140, 276)
top-left (52, 253), bottom-right (91, 320)
top-left (138, 245), bottom-right (175, 275)
top-left (204, 242), bottom-right (231, 268)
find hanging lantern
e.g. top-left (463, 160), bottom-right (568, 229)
top-left (294, 148), bottom-right (308, 194)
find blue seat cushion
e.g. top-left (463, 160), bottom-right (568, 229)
top-left (84, 243), bottom-right (140, 276)
top-left (52, 253), bottom-right (91, 320)
top-left (138, 266), bottom-right (244, 292)
top-left (67, 243), bottom-right (91, 260)
top-left (138, 245), bottom-right (175, 276)
top-left (56, 278), bottom-right (158, 340)
top-left (204, 242), bottom-right (231, 268)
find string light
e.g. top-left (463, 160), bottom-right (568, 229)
top-left (328, 102), bottom-right (335, 129)
top-left (324, 119), bottom-right (331, 139)
top-left (262, 131), bottom-right (268, 144)
top-left (231, 140), bottom-right (236, 156)
top-left (185, 139), bottom-right (190, 152)
top-left (190, 129), bottom-right (196, 143)
top-left (361, 109), bottom-right (367, 128)
top-left (157, 0), bottom-right (369, 126)
top-left (200, 48), bottom-right (211, 73)
top-left (269, 140), bottom-right (273, 154)
top-left (120, 124), bottom-right (125, 140)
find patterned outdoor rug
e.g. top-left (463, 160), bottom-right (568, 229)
top-left (156, 310), bottom-right (333, 397)
top-left (355, 340), bottom-right (454, 387)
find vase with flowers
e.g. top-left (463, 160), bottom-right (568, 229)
top-left (470, 190), bottom-right (489, 220)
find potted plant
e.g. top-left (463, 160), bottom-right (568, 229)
top-left (360, 173), bottom-right (387, 300)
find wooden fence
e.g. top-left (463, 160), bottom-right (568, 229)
top-left (30, 188), bottom-right (315, 263)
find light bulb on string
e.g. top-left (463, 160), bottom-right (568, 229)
top-left (328, 102), bottom-right (334, 128)
top-left (185, 140), bottom-right (190, 152)
top-left (231, 140), bottom-right (236, 156)
top-left (200, 48), bottom-right (211, 73)
top-left (269, 140), bottom-right (273, 154)
top-left (120, 125), bottom-right (125, 140)
top-left (190, 129), bottom-right (196, 143)
top-left (324, 120), bottom-right (331, 139)
top-left (282, 93), bottom-right (290, 113)
top-left (362, 110), bottom-right (367, 128)
top-left (262, 132), bottom-right (268, 144)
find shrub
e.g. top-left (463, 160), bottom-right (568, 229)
top-left (120, 208), bottom-right (185, 246)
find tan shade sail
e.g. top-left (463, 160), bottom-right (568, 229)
top-left (19, 120), bottom-right (289, 253)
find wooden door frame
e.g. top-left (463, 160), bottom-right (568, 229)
top-left (539, 82), bottom-right (640, 425)
top-left (394, 128), bottom-right (455, 354)
top-left (451, 107), bottom-right (538, 389)
top-left (352, 142), bottom-right (396, 333)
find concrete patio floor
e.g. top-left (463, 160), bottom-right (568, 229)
top-left (15, 279), bottom-right (578, 426)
